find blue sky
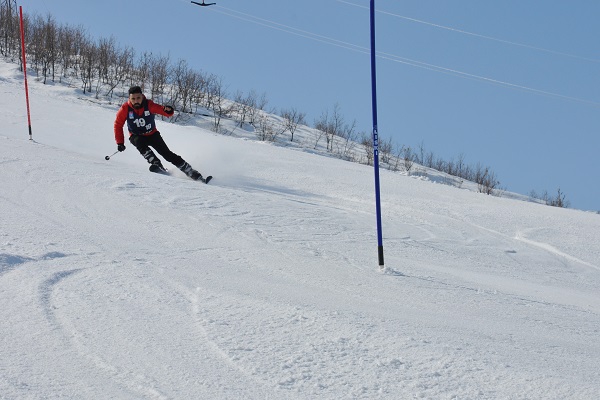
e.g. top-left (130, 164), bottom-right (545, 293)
top-left (21, 0), bottom-right (600, 211)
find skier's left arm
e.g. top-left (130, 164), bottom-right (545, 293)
top-left (148, 100), bottom-right (175, 118)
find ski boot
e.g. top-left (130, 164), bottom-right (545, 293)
top-left (149, 161), bottom-right (167, 174)
top-left (178, 162), bottom-right (202, 180)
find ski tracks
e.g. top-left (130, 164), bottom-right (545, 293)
top-left (0, 253), bottom-right (147, 399)
top-left (515, 230), bottom-right (600, 271)
top-left (42, 269), bottom-right (168, 400)
top-left (175, 284), bottom-right (276, 399)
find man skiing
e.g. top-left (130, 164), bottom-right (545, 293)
top-left (114, 86), bottom-right (210, 182)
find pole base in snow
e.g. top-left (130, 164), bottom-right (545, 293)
top-left (378, 245), bottom-right (384, 267)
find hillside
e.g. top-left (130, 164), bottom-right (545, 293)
top-left (1, 61), bottom-right (600, 399)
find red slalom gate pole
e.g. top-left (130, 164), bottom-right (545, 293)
top-left (19, 6), bottom-right (33, 140)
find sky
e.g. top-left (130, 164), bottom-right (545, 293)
top-left (2, 59), bottom-right (600, 398)
top-left (16, 0), bottom-right (600, 211)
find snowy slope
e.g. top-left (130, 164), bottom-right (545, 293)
top-left (1, 61), bottom-right (600, 399)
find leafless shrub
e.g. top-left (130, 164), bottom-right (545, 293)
top-left (531, 188), bottom-right (570, 208)
top-left (379, 137), bottom-right (393, 165)
top-left (79, 35), bottom-right (97, 94)
top-left (474, 163), bottom-right (499, 195)
top-left (0, 0), bottom-right (20, 59)
top-left (402, 146), bottom-right (414, 174)
top-left (255, 114), bottom-right (284, 142)
top-left (361, 133), bottom-right (374, 166)
top-left (280, 107), bottom-right (306, 142)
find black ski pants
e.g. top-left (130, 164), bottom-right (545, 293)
top-left (129, 131), bottom-right (185, 167)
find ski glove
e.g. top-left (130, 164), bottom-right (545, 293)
top-left (163, 105), bottom-right (174, 115)
top-left (117, 144), bottom-right (126, 152)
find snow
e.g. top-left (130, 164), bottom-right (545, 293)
top-left (1, 60), bottom-right (600, 399)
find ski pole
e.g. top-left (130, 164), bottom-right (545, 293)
top-left (105, 151), bottom-right (119, 160)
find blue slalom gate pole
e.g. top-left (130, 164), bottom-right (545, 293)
top-left (370, 0), bottom-right (384, 267)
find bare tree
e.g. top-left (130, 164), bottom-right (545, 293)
top-left (434, 156), bottom-right (447, 173)
top-left (0, 0), bottom-right (19, 58)
top-left (232, 89), bottom-right (255, 128)
top-left (255, 114), bottom-right (284, 142)
top-left (79, 35), bottom-right (97, 94)
top-left (474, 163), bottom-right (499, 195)
top-left (205, 74), bottom-right (229, 132)
top-left (280, 107), bottom-right (306, 142)
top-left (455, 153), bottom-right (466, 178)
top-left (44, 14), bottom-right (57, 82)
top-left (247, 90), bottom-right (269, 127)
top-left (148, 52), bottom-right (170, 103)
top-left (312, 121), bottom-right (325, 150)
top-left (386, 143), bottom-right (403, 172)
top-left (169, 59), bottom-right (199, 116)
top-left (255, 91), bottom-right (269, 115)
top-left (105, 44), bottom-right (134, 99)
top-left (379, 136), bottom-right (393, 164)
top-left (132, 51), bottom-right (151, 89)
top-left (95, 36), bottom-right (117, 97)
top-left (28, 14), bottom-right (58, 84)
top-left (314, 110), bottom-right (333, 152)
top-left (402, 145), bottom-right (414, 173)
top-left (415, 140), bottom-right (426, 165)
top-left (424, 150), bottom-right (434, 169)
top-left (56, 24), bottom-right (77, 82)
top-left (316, 104), bottom-right (344, 152)
top-left (361, 133), bottom-right (374, 166)
top-left (336, 118), bottom-right (358, 160)
top-left (544, 188), bottom-right (569, 208)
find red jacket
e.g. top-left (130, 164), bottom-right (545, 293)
top-left (114, 96), bottom-right (174, 144)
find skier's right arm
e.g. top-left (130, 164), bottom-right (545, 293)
top-left (113, 104), bottom-right (128, 145)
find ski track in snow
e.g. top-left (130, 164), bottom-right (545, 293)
top-left (37, 267), bottom-right (163, 398)
top-left (515, 230), bottom-right (600, 271)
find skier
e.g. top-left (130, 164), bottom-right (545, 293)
top-left (113, 86), bottom-right (208, 182)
